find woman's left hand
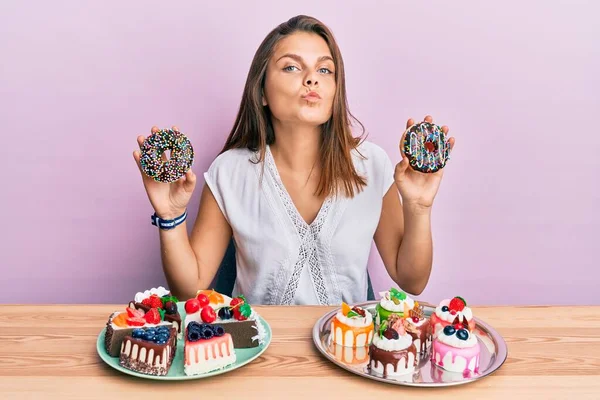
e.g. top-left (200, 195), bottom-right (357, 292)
top-left (394, 115), bottom-right (455, 212)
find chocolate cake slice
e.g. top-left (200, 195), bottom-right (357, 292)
top-left (104, 311), bottom-right (173, 357)
top-left (119, 326), bottom-right (177, 376)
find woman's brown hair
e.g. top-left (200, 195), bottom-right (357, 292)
top-left (221, 15), bottom-right (367, 198)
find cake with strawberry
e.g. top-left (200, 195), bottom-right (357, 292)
top-left (431, 323), bottom-right (480, 376)
top-left (184, 321), bottom-right (236, 375)
top-left (184, 292), bottom-right (266, 348)
top-left (119, 325), bottom-right (177, 376)
top-left (369, 314), bottom-right (417, 377)
top-left (128, 287), bottom-right (182, 333)
top-left (375, 288), bottom-right (415, 325)
top-left (331, 302), bottom-right (374, 348)
top-left (430, 296), bottom-right (475, 338)
top-left (104, 306), bottom-right (173, 357)
top-left (403, 303), bottom-right (432, 355)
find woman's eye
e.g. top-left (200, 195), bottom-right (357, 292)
top-left (283, 65), bottom-right (299, 72)
top-left (318, 68), bottom-right (333, 74)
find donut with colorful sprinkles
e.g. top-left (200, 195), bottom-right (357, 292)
top-left (139, 128), bottom-right (194, 183)
top-left (402, 122), bottom-right (451, 173)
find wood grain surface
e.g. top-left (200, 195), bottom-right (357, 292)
top-left (0, 305), bottom-right (599, 399)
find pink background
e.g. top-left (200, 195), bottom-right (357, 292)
top-left (1, 1), bottom-right (598, 305)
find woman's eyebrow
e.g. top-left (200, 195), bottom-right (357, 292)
top-left (276, 53), bottom-right (334, 64)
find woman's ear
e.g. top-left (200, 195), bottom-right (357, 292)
top-left (262, 92), bottom-right (268, 106)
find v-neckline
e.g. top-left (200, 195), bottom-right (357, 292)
top-left (265, 145), bottom-right (332, 228)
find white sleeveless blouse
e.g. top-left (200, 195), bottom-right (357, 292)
top-left (203, 140), bottom-right (395, 305)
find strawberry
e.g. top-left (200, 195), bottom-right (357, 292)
top-left (126, 316), bottom-right (146, 327)
top-left (230, 297), bottom-right (244, 309)
top-left (144, 308), bottom-right (161, 325)
top-left (449, 296), bottom-right (466, 312)
top-left (141, 297), bottom-right (153, 307)
top-left (148, 295), bottom-right (163, 309)
top-left (126, 307), bottom-right (144, 318)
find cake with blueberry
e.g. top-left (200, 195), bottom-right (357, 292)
top-left (430, 296), bottom-right (475, 338)
top-left (184, 293), bottom-right (266, 348)
top-left (104, 307), bottom-right (173, 357)
top-left (331, 302), bottom-right (374, 348)
top-left (119, 325), bottom-right (177, 376)
top-left (375, 288), bottom-right (415, 325)
top-left (184, 321), bottom-right (236, 375)
top-left (403, 303), bottom-right (432, 355)
top-left (369, 314), bottom-right (417, 377)
top-left (431, 324), bottom-right (480, 376)
top-left (128, 287), bottom-right (182, 334)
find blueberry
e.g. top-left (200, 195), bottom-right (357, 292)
top-left (214, 326), bottom-right (225, 337)
top-left (187, 330), bottom-right (200, 342)
top-left (132, 329), bottom-right (144, 339)
top-left (218, 307), bottom-right (233, 320)
top-left (144, 332), bottom-right (156, 341)
top-left (456, 329), bottom-right (469, 341)
top-left (157, 327), bottom-right (170, 335)
top-left (441, 306), bottom-right (449, 312)
top-left (156, 333), bottom-right (169, 342)
top-left (156, 339), bottom-right (167, 345)
top-left (201, 328), bottom-right (214, 340)
top-left (443, 325), bottom-right (456, 336)
top-left (146, 328), bottom-right (157, 335)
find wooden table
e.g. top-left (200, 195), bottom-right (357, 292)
top-left (0, 305), bottom-right (599, 399)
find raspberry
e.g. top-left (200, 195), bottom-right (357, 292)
top-left (148, 295), bottom-right (163, 309)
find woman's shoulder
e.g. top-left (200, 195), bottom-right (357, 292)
top-left (353, 139), bottom-right (394, 169)
top-left (207, 147), bottom-right (258, 173)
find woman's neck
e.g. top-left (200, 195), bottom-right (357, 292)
top-left (270, 122), bottom-right (321, 173)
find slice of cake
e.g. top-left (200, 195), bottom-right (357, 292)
top-left (330, 302), bottom-right (374, 347)
top-left (431, 324), bottom-right (480, 377)
top-left (104, 307), bottom-right (173, 357)
top-left (375, 288), bottom-right (415, 325)
top-left (119, 325), bottom-right (177, 376)
top-left (369, 315), bottom-right (417, 378)
top-left (184, 321), bottom-right (236, 376)
top-left (128, 287), bottom-right (182, 333)
top-left (430, 296), bottom-right (475, 338)
top-left (184, 293), bottom-right (266, 348)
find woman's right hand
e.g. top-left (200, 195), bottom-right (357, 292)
top-left (133, 126), bottom-right (197, 219)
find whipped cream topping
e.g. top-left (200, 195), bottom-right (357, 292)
top-left (335, 310), bottom-right (373, 327)
top-left (372, 332), bottom-right (413, 351)
top-left (378, 291), bottom-right (415, 313)
top-left (134, 287), bottom-right (170, 303)
top-left (437, 329), bottom-right (477, 348)
top-left (435, 298), bottom-right (473, 323)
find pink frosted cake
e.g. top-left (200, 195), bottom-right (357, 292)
top-left (430, 296), bottom-right (475, 337)
top-left (431, 324), bottom-right (480, 376)
top-left (369, 315), bottom-right (417, 377)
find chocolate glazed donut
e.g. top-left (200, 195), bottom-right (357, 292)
top-left (140, 128), bottom-right (194, 183)
top-left (402, 122), bottom-right (451, 173)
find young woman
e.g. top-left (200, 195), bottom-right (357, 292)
top-left (133, 15), bottom-right (455, 305)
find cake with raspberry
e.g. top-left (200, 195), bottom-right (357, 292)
top-left (184, 321), bottom-right (236, 375)
top-left (403, 303), bottom-right (432, 355)
top-left (104, 307), bottom-right (173, 357)
top-left (369, 314), bottom-right (417, 377)
top-left (183, 293), bottom-right (266, 348)
top-left (431, 324), bottom-right (480, 376)
top-left (128, 287), bottom-right (182, 333)
top-left (331, 302), bottom-right (374, 348)
top-left (430, 296), bottom-right (475, 338)
top-left (119, 325), bottom-right (177, 376)
top-left (375, 288), bottom-right (415, 325)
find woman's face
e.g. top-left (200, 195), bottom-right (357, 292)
top-left (263, 32), bottom-right (336, 127)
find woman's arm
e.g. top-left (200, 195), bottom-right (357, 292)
top-left (374, 187), bottom-right (433, 295)
top-left (159, 184), bottom-right (232, 300)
